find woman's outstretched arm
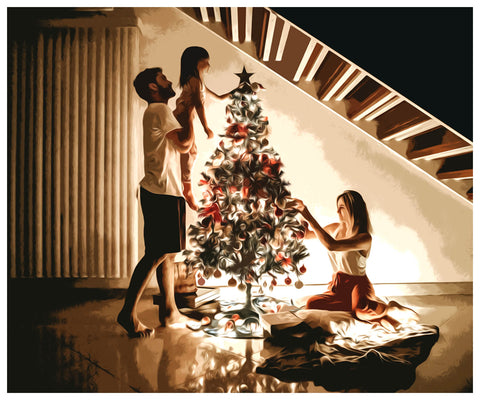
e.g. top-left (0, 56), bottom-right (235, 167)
top-left (286, 198), bottom-right (371, 252)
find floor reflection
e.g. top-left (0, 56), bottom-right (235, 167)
top-left (8, 285), bottom-right (473, 393)
top-left (176, 340), bottom-right (309, 393)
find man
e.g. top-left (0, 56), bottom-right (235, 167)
top-left (117, 67), bottom-right (197, 337)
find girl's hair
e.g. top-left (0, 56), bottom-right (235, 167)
top-left (337, 190), bottom-right (373, 234)
top-left (179, 46), bottom-right (210, 87)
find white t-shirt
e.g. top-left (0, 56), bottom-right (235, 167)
top-left (139, 102), bottom-right (183, 197)
top-left (328, 249), bottom-right (367, 276)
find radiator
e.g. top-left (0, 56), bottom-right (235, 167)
top-left (8, 26), bottom-right (142, 278)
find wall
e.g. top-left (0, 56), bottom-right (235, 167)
top-left (135, 7), bottom-right (472, 285)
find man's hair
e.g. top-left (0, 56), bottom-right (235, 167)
top-left (337, 190), bottom-right (373, 234)
top-left (133, 67), bottom-right (162, 102)
top-left (179, 46), bottom-right (209, 87)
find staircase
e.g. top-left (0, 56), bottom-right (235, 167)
top-left (179, 7), bottom-right (473, 203)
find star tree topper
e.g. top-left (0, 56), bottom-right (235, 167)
top-left (235, 66), bottom-right (254, 85)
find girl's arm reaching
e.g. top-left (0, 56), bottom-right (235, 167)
top-left (205, 86), bottom-right (231, 101)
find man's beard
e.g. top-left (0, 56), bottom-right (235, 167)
top-left (158, 84), bottom-right (175, 100)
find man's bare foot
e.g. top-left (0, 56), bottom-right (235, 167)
top-left (386, 300), bottom-right (419, 325)
top-left (117, 309), bottom-right (155, 338)
top-left (162, 310), bottom-right (200, 328)
top-left (183, 186), bottom-right (198, 211)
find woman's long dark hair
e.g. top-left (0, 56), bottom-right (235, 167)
top-left (337, 190), bottom-right (372, 234)
top-left (179, 46), bottom-right (209, 87)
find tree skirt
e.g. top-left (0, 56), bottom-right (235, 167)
top-left (256, 314), bottom-right (439, 392)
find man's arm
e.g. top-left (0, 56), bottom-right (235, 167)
top-left (166, 128), bottom-right (193, 154)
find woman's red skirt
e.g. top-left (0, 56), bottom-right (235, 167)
top-left (306, 271), bottom-right (387, 320)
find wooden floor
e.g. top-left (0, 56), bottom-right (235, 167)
top-left (8, 282), bottom-right (473, 393)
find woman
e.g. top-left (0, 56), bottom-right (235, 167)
top-left (287, 190), bottom-right (418, 331)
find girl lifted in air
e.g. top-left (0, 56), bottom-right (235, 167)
top-left (174, 46), bottom-right (231, 210)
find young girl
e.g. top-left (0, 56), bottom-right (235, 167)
top-left (287, 190), bottom-right (418, 331)
top-left (174, 46), bottom-right (231, 211)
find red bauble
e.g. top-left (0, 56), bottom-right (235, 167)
top-left (284, 276), bottom-right (292, 285)
top-left (198, 277), bottom-right (206, 286)
top-left (299, 265), bottom-right (307, 274)
top-left (225, 320), bottom-right (234, 331)
top-left (232, 314), bottom-right (240, 321)
top-left (271, 279), bottom-right (277, 286)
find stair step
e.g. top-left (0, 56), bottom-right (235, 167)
top-left (407, 127), bottom-right (472, 160)
top-left (437, 153), bottom-right (473, 180)
top-left (437, 169), bottom-right (473, 180)
top-left (467, 187), bottom-right (473, 201)
top-left (375, 102), bottom-right (432, 141)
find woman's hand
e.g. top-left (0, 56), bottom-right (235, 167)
top-left (285, 198), bottom-right (306, 214)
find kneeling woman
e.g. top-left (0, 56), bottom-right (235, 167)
top-left (287, 190), bottom-right (417, 331)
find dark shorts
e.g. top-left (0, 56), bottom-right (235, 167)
top-left (140, 187), bottom-right (186, 257)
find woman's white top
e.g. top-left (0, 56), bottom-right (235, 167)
top-left (327, 249), bottom-right (367, 276)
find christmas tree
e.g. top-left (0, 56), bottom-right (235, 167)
top-left (184, 68), bottom-right (308, 313)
